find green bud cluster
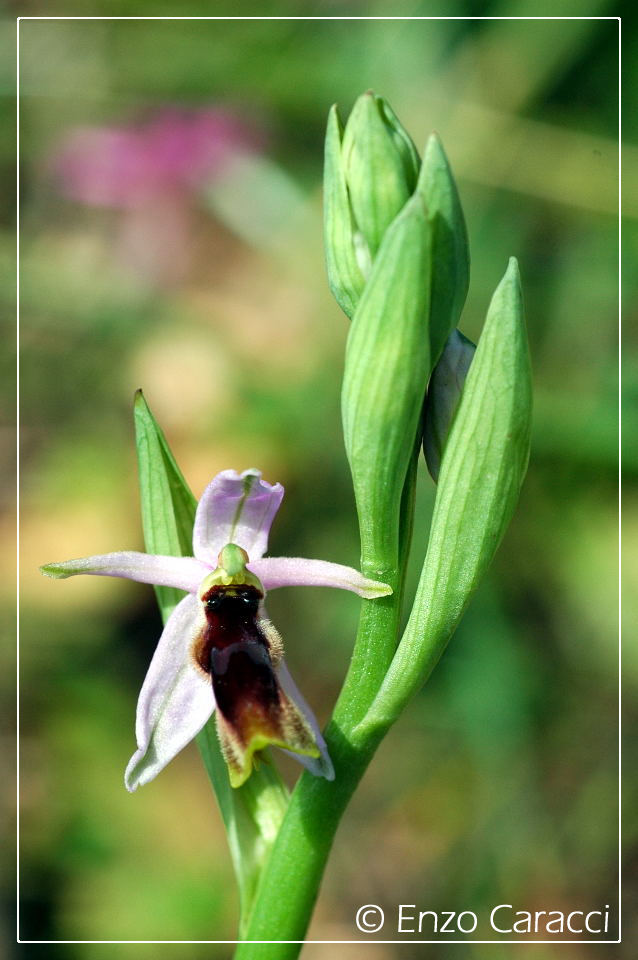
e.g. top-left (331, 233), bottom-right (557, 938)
top-left (341, 93), bottom-right (420, 261)
top-left (326, 91), bottom-right (470, 579)
top-left (325, 92), bottom-right (532, 730)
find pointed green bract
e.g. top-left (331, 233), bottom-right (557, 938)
top-left (341, 194), bottom-right (432, 575)
top-left (423, 328), bottom-right (476, 483)
top-left (360, 259), bottom-right (532, 732)
top-left (134, 390), bottom-right (197, 617)
top-left (133, 390), bottom-right (289, 934)
top-left (417, 133), bottom-right (470, 365)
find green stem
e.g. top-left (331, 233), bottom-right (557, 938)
top-left (235, 732), bottom-right (383, 957)
top-left (334, 434), bottom-right (419, 729)
top-left (196, 726), bottom-right (290, 936)
top-left (332, 569), bottom-right (400, 728)
top-left (234, 585), bottom-right (403, 956)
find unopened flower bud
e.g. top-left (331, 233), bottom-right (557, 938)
top-left (342, 92), bottom-right (420, 257)
top-left (323, 92), bottom-right (420, 318)
top-left (342, 193), bottom-right (431, 575)
top-left (324, 105), bottom-right (366, 319)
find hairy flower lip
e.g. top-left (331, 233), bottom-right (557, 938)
top-left (41, 468), bottom-right (391, 791)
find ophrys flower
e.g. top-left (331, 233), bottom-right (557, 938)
top-left (41, 469), bottom-right (391, 790)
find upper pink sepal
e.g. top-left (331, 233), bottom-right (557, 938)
top-left (192, 469), bottom-right (284, 565)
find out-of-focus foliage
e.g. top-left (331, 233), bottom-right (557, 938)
top-left (14, 9), bottom-right (628, 954)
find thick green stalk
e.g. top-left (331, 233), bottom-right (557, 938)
top-left (235, 585), bottom-right (402, 956)
top-left (334, 407), bottom-right (421, 732)
top-left (234, 734), bottom-right (382, 956)
top-left (332, 567), bottom-right (400, 729)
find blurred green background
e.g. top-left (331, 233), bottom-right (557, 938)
top-left (14, 8), bottom-right (628, 957)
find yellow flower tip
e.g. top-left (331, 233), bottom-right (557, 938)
top-left (216, 680), bottom-right (322, 789)
top-left (227, 734), bottom-right (321, 789)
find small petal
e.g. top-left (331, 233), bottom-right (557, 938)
top-left (276, 660), bottom-right (334, 781)
top-left (249, 557), bottom-right (392, 599)
top-left (125, 593), bottom-right (214, 791)
top-left (192, 469), bottom-right (284, 565)
top-left (40, 552), bottom-right (209, 593)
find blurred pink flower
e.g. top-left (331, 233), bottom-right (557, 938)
top-left (51, 107), bottom-right (261, 285)
top-left (53, 107), bottom-right (259, 208)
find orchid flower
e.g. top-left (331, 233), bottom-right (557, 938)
top-left (41, 469), bottom-right (391, 792)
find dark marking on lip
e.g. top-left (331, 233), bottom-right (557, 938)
top-left (194, 583), bottom-right (319, 785)
top-left (194, 584), bottom-right (281, 730)
top-left (194, 585), bottom-right (263, 671)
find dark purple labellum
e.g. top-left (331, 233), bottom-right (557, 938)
top-left (195, 584), bottom-right (319, 786)
top-left (198, 585), bottom-right (278, 722)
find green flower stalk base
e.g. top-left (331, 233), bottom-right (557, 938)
top-left (41, 91), bottom-right (532, 954)
top-left (235, 594), bottom-right (402, 954)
